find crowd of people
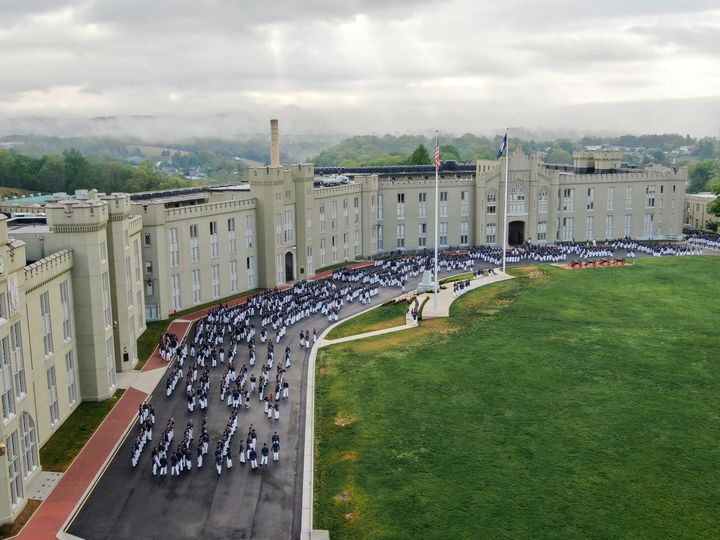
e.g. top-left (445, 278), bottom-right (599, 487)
top-left (684, 231), bottom-right (720, 250)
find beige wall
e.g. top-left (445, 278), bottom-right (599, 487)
top-left (684, 193), bottom-right (718, 229)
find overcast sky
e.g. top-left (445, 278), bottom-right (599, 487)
top-left (1, 0), bottom-right (720, 140)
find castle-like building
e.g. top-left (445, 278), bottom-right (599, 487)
top-left (0, 121), bottom-right (687, 523)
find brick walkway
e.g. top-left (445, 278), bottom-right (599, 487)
top-left (14, 387), bottom-right (147, 540)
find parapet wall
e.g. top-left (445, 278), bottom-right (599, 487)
top-left (24, 249), bottom-right (73, 293)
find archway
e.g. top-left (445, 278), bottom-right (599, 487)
top-left (508, 221), bottom-right (525, 245)
top-left (285, 251), bottom-right (294, 282)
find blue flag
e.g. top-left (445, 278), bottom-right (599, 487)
top-left (496, 132), bottom-right (508, 159)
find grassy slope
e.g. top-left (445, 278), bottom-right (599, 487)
top-left (314, 258), bottom-right (720, 539)
top-left (326, 301), bottom-right (409, 340)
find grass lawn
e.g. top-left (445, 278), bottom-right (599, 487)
top-left (326, 300), bottom-right (411, 340)
top-left (314, 257), bottom-right (720, 539)
top-left (40, 389), bottom-right (125, 472)
top-left (0, 499), bottom-right (40, 539)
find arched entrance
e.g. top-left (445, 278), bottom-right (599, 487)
top-left (508, 220), bottom-right (525, 245)
top-left (285, 251), bottom-right (294, 282)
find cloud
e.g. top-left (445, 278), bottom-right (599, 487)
top-left (0, 0), bottom-right (719, 138)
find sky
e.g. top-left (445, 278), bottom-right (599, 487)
top-left (1, 0), bottom-right (720, 140)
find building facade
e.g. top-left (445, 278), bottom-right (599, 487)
top-left (684, 192), bottom-right (718, 230)
top-left (0, 138), bottom-right (689, 523)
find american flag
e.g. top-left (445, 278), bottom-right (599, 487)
top-left (434, 139), bottom-right (441, 172)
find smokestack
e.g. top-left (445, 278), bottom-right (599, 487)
top-left (270, 119), bottom-right (280, 166)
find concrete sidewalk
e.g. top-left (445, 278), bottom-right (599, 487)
top-left (420, 271), bottom-right (513, 319)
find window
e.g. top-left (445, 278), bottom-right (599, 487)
top-left (11, 323), bottom-right (25, 398)
top-left (377, 225), bottom-right (384, 251)
top-left (377, 195), bottom-right (384, 220)
top-left (40, 291), bottom-right (53, 357)
top-left (538, 188), bottom-right (549, 214)
top-left (60, 280), bottom-right (72, 342)
top-left (319, 204), bottom-right (326, 233)
top-left (247, 256), bottom-right (255, 289)
top-left (1, 337), bottom-right (15, 419)
top-left (419, 192), bottom-right (427, 218)
top-left (320, 239), bottom-right (327, 266)
top-left (228, 218), bottom-right (236, 255)
top-left (123, 230), bottom-right (129, 249)
top-left (343, 232), bottom-right (349, 258)
top-left (168, 228), bottom-right (179, 267)
top-left (486, 223), bottom-right (497, 244)
top-left (7, 430), bottom-right (21, 506)
top-left (439, 222), bottom-right (448, 246)
top-left (354, 229), bottom-right (360, 256)
top-left (276, 254), bottom-right (284, 284)
top-left (397, 193), bottom-right (405, 219)
top-left (192, 269), bottom-right (201, 304)
top-left (586, 216), bottom-right (594, 241)
top-left (331, 201), bottom-right (337, 230)
top-left (171, 274), bottom-right (181, 311)
top-left (343, 199), bottom-right (349, 229)
top-left (607, 186), bottom-right (615, 211)
top-left (562, 188), bottom-right (574, 212)
top-left (230, 260), bottom-right (238, 293)
top-left (461, 191), bottom-right (469, 216)
top-left (209, 221), bottom-right (219, 258)
top-left (21, 413), bottom-right (37, 478)
top-left (440, 191), bottom-right (448, 218)
top-left (354, 197), bottom-right (360, 224)
top-left (562, 217), bottom-right (574, 241)
top-left (606, 215), bottom-right (614, 239)
top-left (106, 337), bottom-right (116, 389)
top-left (137, 291), bottom-right (143, 330)
top-left (332, 235), bottom-right (338, 262)
top-left (143, 233), bottom-right (151, 246)
top-left (102, 272), bottom-right (111, 329)
top-left (486, 190), bottom-right (497, 215)
top-left (47, 366), bottom-right (59, 426)
top-left (245, 215), bottom-right (254, 249)
top-left (624, 214), bottom-right (632, 237)
top-left (188, 224), bottom-right (199, 262)
top-left (100, 241), bottom-right (108, 263)
top-left (275, 212), bottom-right (283, 246)
top-left (460, 222), bottom-right (469, 245)
top-left (145, 261), bottom-right (153, 274)
top-left (125, 257), bottom-right (133, 308)
top-left (66, 351), bottom-right (77, 406)
top-left (644, 213), bottom-right (654, 237)
top-left (645, 185), bottom-right (656, 208)
top-left (307, 247), bottom-right (314, 275)
top-left (586, 188), bottom-right (595, 211)
top-left (306, 208), bottom-right (313, 240)
top-left (133, 240), bottom-right (140, 284)
top-left (625, 186), bottom-right (633, 210)
top-left (396, 224), bottom-right (405, 248)
top-left (284, 209), bottom-right (294, 243)
top-left (211, 265), bottom-right (220, 299)
top-left (510, 184), bottom-right (526, 214)
top-left (418, 223), bottom-right (427, 247)
top-left (537, 221), bottom-right (547, 241)
top-left (0, 292), bottom-right (6, 323)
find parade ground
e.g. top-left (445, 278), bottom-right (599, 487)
top-left (313, 257), bottom-right (720, 539)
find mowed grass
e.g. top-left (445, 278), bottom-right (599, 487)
top-left (326, 300), bottom-right (410, 340)
top-left (314, 257), bottom-right (720, 539)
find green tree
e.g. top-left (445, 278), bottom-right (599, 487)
top-left (37, 155), bottom-right (67, 193)
top-left (440, 144), bottom-right (461, 161)
top-left (63, 148), bottom-right (94, 192)
top-left (693, 137), bottom-right (717, 159)
top-left (556, 138), bottom-right (575, 154)
top-left (406, 144), bottom-right (432, 165)
top-left (688, 160), bottom-right (720, 193)
top-left (708, 180), bottom-right (720, 217)
top-left (545, 147), bottom-right (572, 164)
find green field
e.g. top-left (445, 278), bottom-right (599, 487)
top-left (314, 257), bottom-right (720, 539)
top-left (326, 300), bottom-right (410, 340)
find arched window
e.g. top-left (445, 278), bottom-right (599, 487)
top-left (509, 184), bottom-right (526, 214)
top-left (538, 188), bottom-right (549, 213)
top-left (486, 190), bottom-right (497, 215)
top-left (21, 412), bottom-right (37, 478)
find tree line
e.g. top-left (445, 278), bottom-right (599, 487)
top-left (0, 148), bottom-right (194, 195)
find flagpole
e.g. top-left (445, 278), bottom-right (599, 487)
top-left (433, 130), bottom-right (439, 312)
top-left (502, 128), bottom-right (509, 274)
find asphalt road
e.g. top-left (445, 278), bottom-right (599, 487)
top-left (67, 272), bottom-right (435, 540)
